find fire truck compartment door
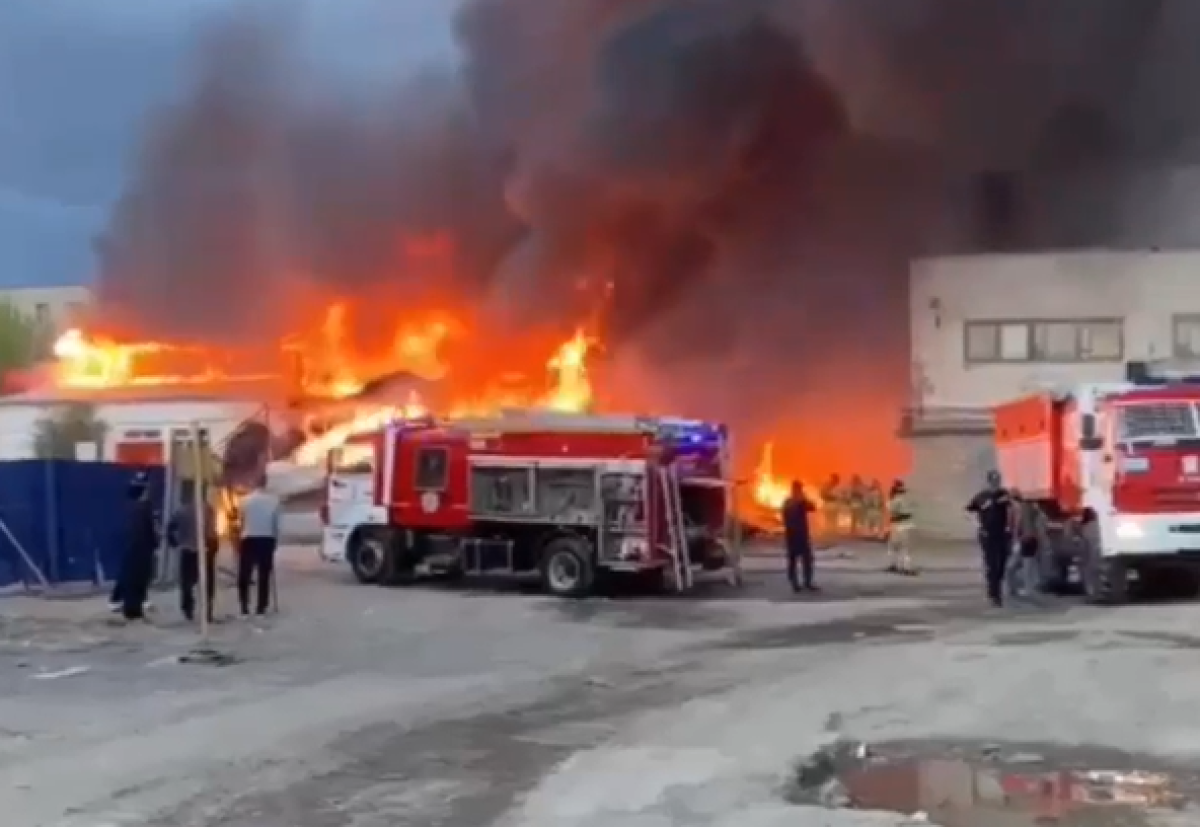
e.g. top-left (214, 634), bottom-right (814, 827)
top-left (393, 434), bottom-right (470, 529)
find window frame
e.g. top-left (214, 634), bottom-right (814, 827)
top-left (1172, 313), bottom-right (1200, 359)
top-left (962, 317), bottom-right (1124, 365)
top-left (330, 442), bottom-right (374, 475)
top-left (413, 446), bottom-right (449, 492)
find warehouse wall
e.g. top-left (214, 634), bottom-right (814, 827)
top-left (904, 249), bottom-right (1200, 539)
top-left (910, 250), bottom-right (1200, 408)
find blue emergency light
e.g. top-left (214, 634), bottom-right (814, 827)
top-left (655, 418), bottom-right (727, 452)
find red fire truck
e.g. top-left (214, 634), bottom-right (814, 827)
top-left (994, 362), bottom-right (1200, 604)
top-left (318, 411), bottom-right (742, 597)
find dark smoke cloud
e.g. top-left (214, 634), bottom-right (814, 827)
top-left (95, 0), bottom-right (1200, 474)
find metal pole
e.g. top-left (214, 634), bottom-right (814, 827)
top-left (191, 422), bottom-right (211, 643)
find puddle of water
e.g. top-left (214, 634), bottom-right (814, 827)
top-left (841, 758), bottom-right (1187, 825)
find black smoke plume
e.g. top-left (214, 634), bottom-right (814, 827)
top-left (95, 0), bottom-right (1199, 473)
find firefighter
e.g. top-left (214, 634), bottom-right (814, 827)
top-left (865, 479), bottom-right (885, 538)
top-left (120, 472), bottom-right (159, 622)
top-left (886, 479), bottom-right (916, 574)
top-left (966, 470), bottom-right (1014, 607)
top-left (782, 479), bottom-right (817, 593)
top-left (820, 474), bottom-right (842, 537)
top-left (848, 475), bottom-right (866, 537)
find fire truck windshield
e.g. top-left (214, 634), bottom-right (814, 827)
top-left (1116, 401), bottom-right (1200, 447)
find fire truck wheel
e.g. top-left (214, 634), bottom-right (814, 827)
top-left (349, 532), bottom-right (386, 585)
top-left (1082, 548), bottom-right (1129, 606)
top-left (539, 537), bottom-right (595, 598)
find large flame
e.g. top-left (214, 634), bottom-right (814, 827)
top-left (753, 441), bottom-right (789, 510)
top-left (544, 328), bottom-right (593, 412)
top-left (752, 441), bottom-right (822, 515)
top-left (48, 301), bottom-right (803, 490)
top-left (291, 390), bottom-right (430, 466)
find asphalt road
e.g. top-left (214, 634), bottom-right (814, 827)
top-left (0, 542), bottom-right (1197, 826)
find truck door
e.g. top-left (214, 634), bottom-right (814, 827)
top-left (391, 431), bottom-right (471, 529)
top-left (323, 436), bottom-right (377, 530)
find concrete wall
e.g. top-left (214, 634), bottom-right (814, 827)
top-left (910, 250), bottom-right (1200, 409)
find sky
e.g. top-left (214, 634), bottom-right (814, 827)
top-left (0, 0), bottom-right (457, 290)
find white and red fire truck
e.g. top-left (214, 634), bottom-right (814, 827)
top-left (995, 363), bottom-right (1200, 604)
top-left (317, 411), bottom-right (742, 597)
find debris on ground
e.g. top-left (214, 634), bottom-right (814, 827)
top-left (179, 646), bottom-right (238, 666)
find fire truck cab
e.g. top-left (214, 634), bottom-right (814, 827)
top-left (318, 411), bottom-right (741, 597)
top-left (995, 363), bottom-right (1200, 604)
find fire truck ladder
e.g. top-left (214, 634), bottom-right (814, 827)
top-left (717, 431), bottom-right (744, 587)
top-left (656, 461), bottom-right (693, 592)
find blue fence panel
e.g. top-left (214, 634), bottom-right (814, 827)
top-left (0, 461), bottom-right (47, 589)
top-left (0, 460), bottom-right (165, 591)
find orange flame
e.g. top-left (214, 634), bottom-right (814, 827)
top-left (752, 441), bottom-right (823, 515)
top-left (291, 390), bottom-right (429, 467)
top-left (543, 328), bottom-right (592, 412)
top-left (753, 441), bottom-right (789, 510)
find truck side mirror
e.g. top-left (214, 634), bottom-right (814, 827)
top-left (1079, 413), bottom-right (1103, 451)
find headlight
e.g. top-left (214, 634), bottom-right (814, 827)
top-left (1114, 520), bottom-right (1144, 539)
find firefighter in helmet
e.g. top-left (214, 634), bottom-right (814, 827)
top-left (864, 478), bottom-right (885, 539)
top-left (819, 474), bottom-right (843, 537)
top-left (847, 474), bottom-right (867, 537)
top-left (886, 479), bottom-right (916, 574)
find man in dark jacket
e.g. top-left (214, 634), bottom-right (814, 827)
top-left (966, 470), bottom-right (1013, 607)
top-left (782, 480), bottom-right (817, 593)
top-left (121, 472), bottom-right (159, 621)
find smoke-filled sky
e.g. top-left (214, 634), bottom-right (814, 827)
top-left (6, 0), bottom-right (1200, 474)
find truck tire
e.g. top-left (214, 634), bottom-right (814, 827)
top-left (539, 536), bottom-right (595, 598)
top-left (349, 531), bottom-right (386, 585)
top-left (1082, 541), bottom-right (1129, 606)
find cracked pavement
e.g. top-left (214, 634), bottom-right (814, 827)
top-left (1, 542), bottom-right (1198, 826)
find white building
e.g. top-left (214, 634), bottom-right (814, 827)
top-left (906, 249), bottom-right (1200, 538)
top-left (0, 285), bottom-right (90, 331)
top-left (0, 383), bottom-right (267, 464)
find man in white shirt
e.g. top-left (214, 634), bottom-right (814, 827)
top-left (237, 477), bottom-right (281, 616)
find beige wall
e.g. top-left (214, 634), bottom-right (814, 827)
top-left (910, 250), bottom-right (1200, 409)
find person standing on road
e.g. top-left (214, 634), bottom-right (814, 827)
top-left (966, 470), bottom-right (1014, 607)
top-left (848, 475), bottom-right (866, 537)
top-left (782, 480), bottom-right (818, 593)
top-left (121, 472), bottom-right (159, 621)
top-left (170, 480), bottom-right (219, 623)
top-left (237, 476), bottom-right (281, 617)
top-left (820, 474), bottom-right (842, 537)
top-left (886, 479), bottom-right (916, 575)
top-left (1005, 489), bottom-right (1040, 599)
top-left (865, 479), bottom-right (885, 539)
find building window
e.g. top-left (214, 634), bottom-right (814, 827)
top-left (34, 303), bottom-right (50, 326)
top-left (964, 319), bottom-right (1123, 364)
top-left (1173, 314), bottom-right (1200, 358)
